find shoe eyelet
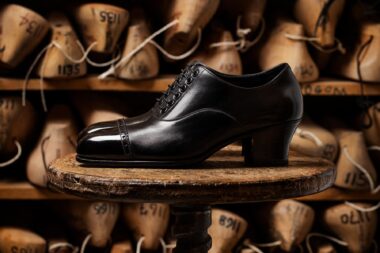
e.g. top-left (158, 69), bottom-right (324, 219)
top-left (160, 107), bottom-right (168, 114)
top-left (174, 93), bottom-right (181, 99)
top-left (192, 69), bottom-right (200, 77)
top-left (186, 77), bottom-right (193, 85)
top-left (180, 85), bottom-right (188, 92)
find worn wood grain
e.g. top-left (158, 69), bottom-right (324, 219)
top-left (3, 182), bottom-right (380, 201)
top-left (47, 146), bottom-right (336, 204)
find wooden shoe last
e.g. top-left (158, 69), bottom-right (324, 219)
top-left (0, 4), bottom-right (49, 67)
top-left (122, 203), bottom-right (170, 250)
top-left (116, 8), bottom-right (159, 80)
top-left (37, 13), bottom-right (86, 79)
top-left (74, 3), bottom-right (129, 53)
top-left (324, 203), bottom-right (377, 253)
top-left (208, 209), bottom-right (248, 253)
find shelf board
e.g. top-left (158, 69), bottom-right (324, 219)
top-left (297, 187), bottom-right (380, 201)
top-left (0, 181), bottom-right (378, 201)
top-left (1, 76), bottom-right (380, 95)
top-left (0, 75), bottom-right (173, 92)
top-left (0, 181), bottom-right (77, 200)
top-left (301, 78), bottom-right (380, 96)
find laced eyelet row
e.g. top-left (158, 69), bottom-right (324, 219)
top-left (185, 77), bottom-right (193, 85)
top-left (179, 86), bottom-right (186, 93)
top-left (157, 66), bottom-right (199, 114)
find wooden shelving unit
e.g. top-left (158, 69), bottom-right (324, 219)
top-left (1, 76), bottom-right (380, 95)
top-left (0, 181), bottom-right (379, 201)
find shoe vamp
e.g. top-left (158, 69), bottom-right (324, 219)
top-left (128, 110), bottom-right (241, 161)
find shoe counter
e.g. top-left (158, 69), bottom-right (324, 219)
top-left (0, 0), bottom-right (380, 252)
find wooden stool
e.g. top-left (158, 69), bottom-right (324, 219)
top-left (47, 145), bottom-right (336, 253)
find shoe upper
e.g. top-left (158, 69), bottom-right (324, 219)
top-left (77, 62), bottom-right (303, 162)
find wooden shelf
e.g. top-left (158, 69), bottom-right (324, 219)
top-left (0, 181), bottom-right (379, 201)
top-left (0, 181), bottom-right (77, 200)
top-left (301, 78), bottom-right (380, 96)
top-left (297, 187), bottom-right (380, 201)
top-left (1, 76), bottom-right (380, 95)
top-left (0, 75), bottom-right (173, 92)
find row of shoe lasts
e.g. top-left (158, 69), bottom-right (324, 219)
top-left (0, 95), bottom-right (124, 184)
top-left (0, 1), bottom-right (220, 80)
top-left (0, 200), bottom-right (377, 253)
top-left (290, 103), bottom-right (380, 192)
top-left (251, 0), bottom-right (380, 83)
top-left (1, 0), bottom-right (380, 82)
top-left (0, 3), bottom-right (156, 80)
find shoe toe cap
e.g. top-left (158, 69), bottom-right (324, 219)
top-left (77, 128), bottom-right (125, 158)
top-left (77, 120), bottom-right (118, 141)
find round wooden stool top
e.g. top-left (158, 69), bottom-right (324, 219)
top-left (47, 145), bottom-right (336, 204)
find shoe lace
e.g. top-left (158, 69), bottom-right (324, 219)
top-left (156, 63), bottom-right (200, 114)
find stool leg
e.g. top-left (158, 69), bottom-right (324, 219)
top-left (172, 205), bottom-right (212, 253)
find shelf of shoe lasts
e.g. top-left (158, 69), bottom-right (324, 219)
top-left (1, 76), bottom-right (380, 96)
top-left (1, 181), bottom-right (380, 201)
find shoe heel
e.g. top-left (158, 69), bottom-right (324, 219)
top-left (242, 121), bottom-right (300, 166)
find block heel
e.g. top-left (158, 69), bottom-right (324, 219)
top-left (242, 120), bottom-right (300, 166)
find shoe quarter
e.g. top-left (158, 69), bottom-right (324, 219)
top-left (161, 69), bottom-right (230, 121)
top-left (162, 67), bottom-right (302, 127)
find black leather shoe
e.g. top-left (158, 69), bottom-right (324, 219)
top-left (77, 62), bottom-right (303, 167)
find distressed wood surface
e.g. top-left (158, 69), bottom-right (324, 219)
top-left (2, 182), bottom-right (380, 201)
top-left (47, 146), bottom-right (336, 204)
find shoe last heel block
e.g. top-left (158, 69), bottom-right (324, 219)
top-left (242, 120), bottom-right (300, 166)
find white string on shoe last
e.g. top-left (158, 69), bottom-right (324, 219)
top-left (295, 128), bottom-right (324, 147)
top-left (98, 19), bottom-right (202, 80)
top-left (342, 145), bottom-right (380, 212)
top-left (49, 242), bottom-right (79, 253)
top-left (136, 237), bottom-right (175, 253)
top-left (22, 40), bottom-right (97, 112)
top-left (243, 239), bottom-right (284, 253)
top-left (306, 233), bottom-right (378, 253)
top-left (305, 233), bottom-right (348, 253)
top-left (79, 234), bottom-right (92, 253)
top-left (160, 238), bottom-right (176, 253)
top-left (0, 140), bottom-right (22, 167)
top-left (210, 15), bottom-right (265, 53)
top-left (284, 33), bottom-right (346, 54)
